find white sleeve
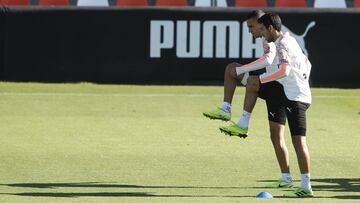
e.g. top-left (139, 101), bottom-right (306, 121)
top-left (235, 42), bottom-right (276, 75)
top-left (260, 64), bottom-right (289, 83)
top-left (259, 42), bottom-right (290, 83)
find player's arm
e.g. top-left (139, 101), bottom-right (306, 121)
top-left (259, 44), bottom-right (290, 83)
top-left (259, 63), bottom-right (290, 83)
top-left (235, 41), bottom-right (276, 75)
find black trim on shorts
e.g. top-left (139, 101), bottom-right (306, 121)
top-left (249, 69), bottom-right (266, 76)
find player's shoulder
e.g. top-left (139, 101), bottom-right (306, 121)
top-left (262, 37), bottom-right (275, 53)
top-left (262, 37), bottom-right (268, 46)
top-left (276, 32), bottom-right (292, 49)
top-left (280, 32), bottom-right (297, 44)
top-left (262, 37), bottom-right (275, 47)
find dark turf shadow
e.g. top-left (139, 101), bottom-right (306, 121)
top-left (257, 178), bottom-right (360, 200)
top-left (1, 192), bottom-right (253, 198)
top-left (1, 182), bottom-right (247, 189)
top-left (312, 178), bottom-right (360, 192)
top-left (0, 182), bottom-right (256, 198)
top-left (311, 178), bottom-right (360, 199)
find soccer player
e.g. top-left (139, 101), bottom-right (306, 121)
top-left (256, 13), bottom-right (313, 197)
top-left (204, 10), bottom-right (293, 188)
top-left (203, 9), bottom-right (278, 138)
top-left (203, 10), bottom-right (295, 190)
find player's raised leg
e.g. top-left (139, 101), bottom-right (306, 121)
top-left (203, 62), bottom-right (245, 121)
top-left (219, 76), bottom-right (259, 138)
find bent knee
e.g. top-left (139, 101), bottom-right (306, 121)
top-left (246, 76), bottom-right (260, 92)
top-left (226, 62), bottom-right (241, 69)
top-left (226, 62), bottom-right (241, 77)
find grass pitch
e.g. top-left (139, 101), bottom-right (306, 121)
top-left (0, 82), bottom-right (359, 202)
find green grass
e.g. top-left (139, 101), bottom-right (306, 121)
top-left (0, 82), bottom-right (359, 202)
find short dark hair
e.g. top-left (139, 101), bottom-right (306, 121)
top-left (258, 13), bottom-right (282, 31)
top-left (246, 9), bottom-right (265, 20)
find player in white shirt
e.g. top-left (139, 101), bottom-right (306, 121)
top-left (203, 10), bottom-right (295, 190)
top-left (259, 32), bottom-right (312, 104)
top-left (205, 12), bottom-right (313, 198)
top-left (240, 13), bottom-right (314, 197)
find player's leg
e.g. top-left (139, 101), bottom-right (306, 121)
top-left (203, 62), bottom-right (245, 121)
top-left (283, 101), bottom-right (313, 197)
top-left (236, 76), bottom-right (259, 129)
top-left (292, 136), bottom-right (311, 174)
top-left (288, 136), bottom-right (313, 197)
top-left (263, 84), bottom-right (293, 188)
top-left (237, 76), bottom-right (260, 129)
top-left (219, 75), bottom-right (259, 138)
top-left (266, 121), bottom-right (293, 188)
top-left (243, 75), bottom-right (260, 112)
top-left (224, 62), bottom-right (245, 104)
top-left (270, 122), bottom-right (289, 173)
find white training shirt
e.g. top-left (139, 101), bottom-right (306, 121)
top-left (259, 32), bottom-right (312, 104)
top-left (237, 37), bottom-right (279, 86)
top-left (236, 37), bottom-right (277, 75)
top-left (262, 37), bottom-right (279, 74)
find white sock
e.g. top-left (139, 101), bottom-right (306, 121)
top-left (281, 173), bottom-right (293, 183)
top-left (221, 102), bottom-right (231, 113)
top-left (237, 111), bottom-right (251, 128)
top-left (301, 173), bottom-right (311, 190)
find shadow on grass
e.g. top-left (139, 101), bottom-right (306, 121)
top-left (258, 178), bottom-right (360, 200)
top-left (1, 192), bottom-right (253, 198)
top-left (312, 178), bottom-right (360, 199)
top-left (1, 182), bottom-right (254, 198)
top-left (1, 182), bottom-right (246, 189)
top-left (5, 179), bottom-right (359, 199)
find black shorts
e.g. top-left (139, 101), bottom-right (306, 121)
top-left (258, 81), bottom-right (310, 136)
top-left (259, 81), bottom-right (287, 125)
top-left (284, 100), bottom-right (310, 136)
top-left (249, 69), bottom-right (266, 76)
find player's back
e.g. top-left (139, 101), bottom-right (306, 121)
top-left (276, 32), bottom-right (312, 104)
top-left (280, 32), bottom-right (311, 72)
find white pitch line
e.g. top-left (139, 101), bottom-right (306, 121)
top-left (0, 92), bottom-right (359, 98)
